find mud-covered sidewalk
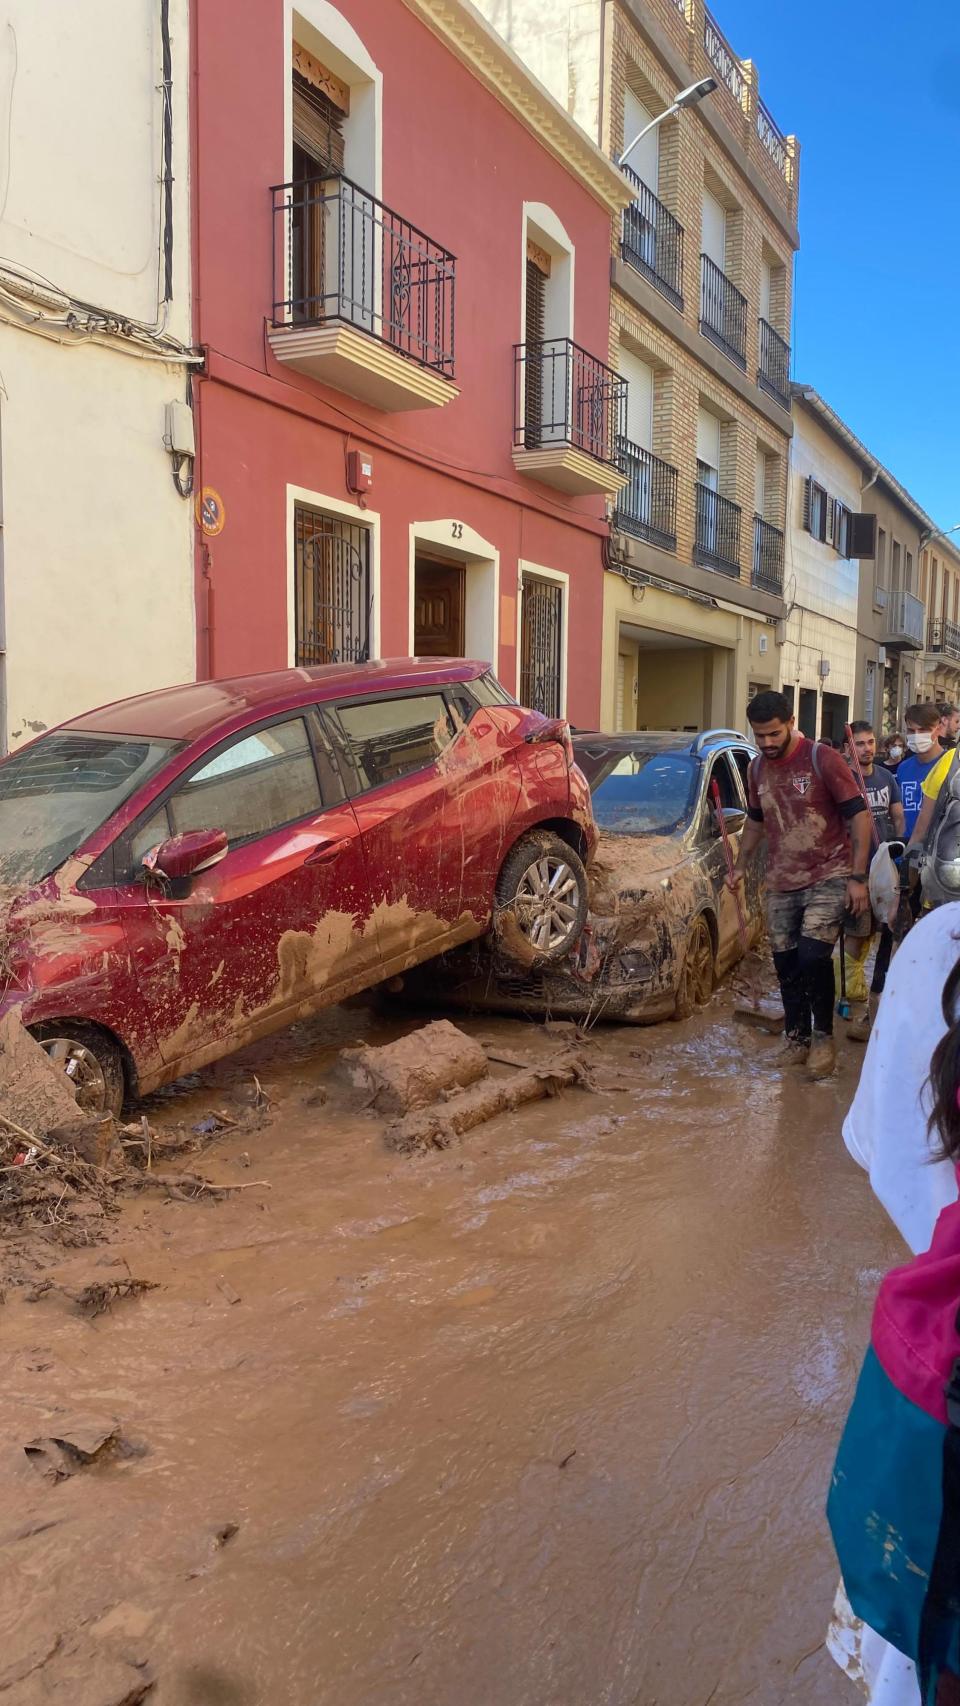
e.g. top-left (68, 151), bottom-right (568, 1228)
top-left (1, 989), bottom-right (902, 1706)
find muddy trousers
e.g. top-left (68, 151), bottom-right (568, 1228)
top-left (772, 941), bottom-right (836, 1041)
top-left (767, 877), bottom-right (849, 1042)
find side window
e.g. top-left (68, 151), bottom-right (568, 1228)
top-left (335, 694), bottom-right (454, 791)
top-left (446, 686), bottom-right (477, 732)
top-left (701, 754), bottom-right (737, 832)
top-left (168, 717), bottom-right (322, 845)
top-left (472, 671), bottom-right (517, 708)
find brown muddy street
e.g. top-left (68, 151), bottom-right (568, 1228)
top-left (1, 992), bottom-right (902, 1706)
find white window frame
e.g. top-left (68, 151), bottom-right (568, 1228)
top-left (285, 484), bottom-right (381, 666)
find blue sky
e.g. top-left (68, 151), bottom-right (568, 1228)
top-left (720, 0), bottom-right (960, 532)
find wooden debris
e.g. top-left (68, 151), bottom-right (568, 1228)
top-left (385, 1049), bottom-right (595, 1154)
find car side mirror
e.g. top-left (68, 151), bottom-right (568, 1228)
top-left (706, 805), bottom-right (746, 837)
top-left (144, 828), bottom-right (228, 881)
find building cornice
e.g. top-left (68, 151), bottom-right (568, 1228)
top-left (399, 0), bottom-right (634, 213)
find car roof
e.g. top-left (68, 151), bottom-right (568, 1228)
top-left (572, 728), bottom-right (754, 756)
top-left (64, 659), bottom-right (491, 741)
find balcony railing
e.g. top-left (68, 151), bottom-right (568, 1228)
top-left (700, 255), bottom-right (747, 369)
top-left (757, 99), bottom-right (788, 177)
top-left (621, 164), bottom-right (684, 310)
top-left (758, 318), bottom-right (790, 410)
top-left (882, 590), bottom-right (925, 649)
top-left (695, 484), bottom-right (741, 577)
top-left (514, 339), bottom-right (626, 468)
top-left (752, 515), bottom-right (784, 595)
top-left (928, 618), bottom-right (960, 661)
top-left (271, 174), bottom-right (456, 374)
top-left (614, 441), bottom-right (678, 551)
top-left (703, 8), bottom-right (744, 106)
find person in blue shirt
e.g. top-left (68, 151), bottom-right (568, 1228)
top-left (897, 702), bottom-right (946, 840)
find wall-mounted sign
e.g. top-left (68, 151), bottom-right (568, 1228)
top-left (195, 487), bottom-right (226, 537)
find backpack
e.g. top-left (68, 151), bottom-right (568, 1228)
top-left (828, 1182), bottom-right (960, 1702)
top-left (921, 751), bottom-right (960, 908)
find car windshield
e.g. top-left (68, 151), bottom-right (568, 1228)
top-left (0, 730), bottom-right (180, 886)
top-left (576, 747), bottom-right (700, 836)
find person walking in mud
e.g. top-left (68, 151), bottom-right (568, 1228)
top-left (726, 690), bottom-right (872, 1080)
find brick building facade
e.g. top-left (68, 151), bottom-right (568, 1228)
top-left (475, 0), bottom-right (801, 732)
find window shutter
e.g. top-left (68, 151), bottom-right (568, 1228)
top-left (523, 261), bottom-right (546, 447)
top-left (525, 259), bottom-right (546, 344)
top-left (802, 475), bottom-right (812, 532)
top-left (849, 512), bottom-right (878, 560)
top-left (293, 71), bottom-right (345, 173)
top-left (825, 496), bottom-right (835, 546)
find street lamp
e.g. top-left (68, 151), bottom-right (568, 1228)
top-left (920, 521), bottom-right (960, 549)
top-left (617, 77), bottom-right (718, 170)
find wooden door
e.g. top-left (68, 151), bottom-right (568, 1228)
top-left (414, 559), bottom-right (465, 658)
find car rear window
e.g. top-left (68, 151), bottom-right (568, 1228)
top-left (0, 731), bottom-right (179, 885)
top-left (576, 748), bottom-right (699, 836)
top-left (336, 694), bottom-right (454, 790)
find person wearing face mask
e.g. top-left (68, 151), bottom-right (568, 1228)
top-left (882, 735), bottom-right (905, 771)
top-left (898, 704), bottom-right (946, 841)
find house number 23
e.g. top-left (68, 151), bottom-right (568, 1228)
top-left (451, 522), bottom-right (463, 539)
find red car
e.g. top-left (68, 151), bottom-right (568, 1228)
top-left (0, 660), bottom-right (594, 1113)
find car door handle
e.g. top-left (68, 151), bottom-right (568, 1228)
top-left (303, 837), bottom-right (348, 866)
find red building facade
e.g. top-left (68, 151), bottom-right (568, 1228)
top-left (190, 0), bottom-right (631, 726)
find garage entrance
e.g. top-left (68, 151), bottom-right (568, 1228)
top-left (616, 623), bottom-right (732, 732)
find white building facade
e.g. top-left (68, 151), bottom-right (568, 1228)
top-left (0, 0), bottom-right (198, 747)
top-left (781, 393), bottom-right (867, 742)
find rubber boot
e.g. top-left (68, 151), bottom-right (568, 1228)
top-left (807, 1032), bottom-right (837, 1081)
top-left (847, 993), bottom-right (880, 1046)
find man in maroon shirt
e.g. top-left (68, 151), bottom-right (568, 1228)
top-left (728, 690), bottom-right (872, 1079)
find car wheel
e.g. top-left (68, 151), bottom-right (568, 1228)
top-left (494, 832), bottom-right (588, 967)
top-left (674, 915), bottom-right (715, 1019)
top-left (32, 1024), bottom-right (125, 1117)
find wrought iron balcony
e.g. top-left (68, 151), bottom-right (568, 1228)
top-left (928, 618), bottom-right (960, 661)
top-left (752, 515), bottom-right (784, 596)
top-left (513, 339), bottom-right (628, 496)
top-left (621, 164), bottom-right (684, 310)
top-left (704, 8), bottom-right (744, 106)
top-left (757, 319), bottom-right (790, 410)
top-left (614, 441), bottom-right (678, 552)
top-left (700, 255), bottom-right (747, 369)
top-left (268, 174), bottom-right (457, 409)
top-left (695, 484), bottom-right (741, 577)
top-left (882, 590), bottom-right (925, 650)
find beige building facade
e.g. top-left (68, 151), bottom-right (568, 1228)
top-left (919, 538), bottom-right (960, 712)
top-left (475, 0), bottom-right (800, 732)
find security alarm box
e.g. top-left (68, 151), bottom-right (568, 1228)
top-left (346, 450), bottom-right (373, 493)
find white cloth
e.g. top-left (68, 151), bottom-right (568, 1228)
top-left (829, 904), bottom-right (960, 1703)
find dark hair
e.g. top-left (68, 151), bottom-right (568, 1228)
top-left (938, 702), bottom-right (958, 717)
top-left (905, 702), bottom-right (942, 731)
top-left (928, 956), bottom-right (960, 1160)
top-left (746, 689), bottom-right (793, 726)
top-left (849, 720), bottom-right (874, 737)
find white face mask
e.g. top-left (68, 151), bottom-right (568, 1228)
top-left (888, 744), bottom-right (904, 760)
top-left (907, 733), bottom-right (934, 755)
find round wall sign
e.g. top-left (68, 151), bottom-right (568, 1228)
top-left (195, 486), bottom-right (226, 536)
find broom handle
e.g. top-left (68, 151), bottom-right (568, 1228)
top-left (711, 780), bottom-right (750, 952)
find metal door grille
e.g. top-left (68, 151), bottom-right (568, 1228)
top-left (294, 506), bottom-right (371, 666)
top-left (519, 576), bottom-right (563, 717)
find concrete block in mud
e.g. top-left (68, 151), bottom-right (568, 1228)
top-left (386, 1050), bottom-right (594, 1153)
top-left (339, 1020), bottom-right (488, 1113)
top-left (0, 1010), bottom-right (78, 1136)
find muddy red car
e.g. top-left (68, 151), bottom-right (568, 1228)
top-left (0, 661), bottom-right (595, 1112)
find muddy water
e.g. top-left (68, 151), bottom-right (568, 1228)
top-left (1, 994), bottom-right (903, 1705)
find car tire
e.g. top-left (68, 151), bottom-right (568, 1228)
top-left (673, 915), bottom-right (715, 1019)
top-left (31, 1023), bottom-right (125, 1118)
top-left (494, 832), bottom-right (588, 968)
